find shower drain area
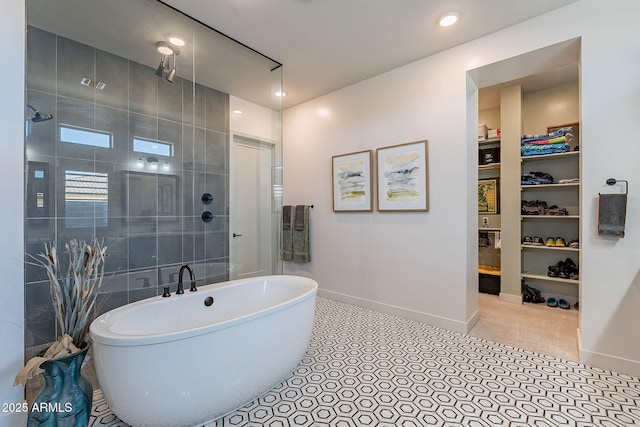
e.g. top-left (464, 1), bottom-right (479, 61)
top-left (89, 297), bottom-right (640, 426)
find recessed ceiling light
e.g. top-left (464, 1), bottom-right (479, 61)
top-left (232, 110), bottom-right (243, 115)
top-left (168, 36), bottom-right (185, 47)
top-left (438, 12), bottom-right (460, 27)
top-left (275, 91), bottom-right (287, 97)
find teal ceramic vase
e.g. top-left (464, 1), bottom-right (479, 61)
top-left (27, 342), bottom-right (93, 427)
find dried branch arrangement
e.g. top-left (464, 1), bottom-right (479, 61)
top-left (34, 239), bottom-right (108, 347)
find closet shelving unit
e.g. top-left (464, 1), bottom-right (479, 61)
top-left (478, 136), bottom-right (501, 294)
top-left (520, 146), bottom-right (580, 287)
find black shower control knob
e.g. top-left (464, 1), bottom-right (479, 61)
top-left (201, 211), bottom-right (213, 223)
top-left (201, 193), bottom-right (214, 204)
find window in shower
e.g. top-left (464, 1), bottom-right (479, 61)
top-left (133, 137), bottom-right (174, 157)
top-left (64, 170), bottom-right (109, 228)
top-left (60, 124), bottom-right (113, 148)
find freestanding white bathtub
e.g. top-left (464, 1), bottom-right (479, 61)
top-left (89, 275), bottom-right (317, 427)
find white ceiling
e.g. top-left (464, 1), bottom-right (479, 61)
top-left (162, 0), bottom-right (579, 108)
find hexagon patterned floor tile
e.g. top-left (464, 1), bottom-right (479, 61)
top-left (89, 297), bottom-right (640, 426)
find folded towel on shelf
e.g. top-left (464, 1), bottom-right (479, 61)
top-left (521, 127), bottom-right (570, 143)
top-left (281, 205), bottom-right (293, 261)
top-left (558, 178), bottom-right (580, 184)
top-left (598, 194), bottom-right (627, 238)
top-left (293, 205), bottom-right (311, 263)
top-left (521, 143), bottom-right (569, 157)
top-left (521, 136), bottom-right (567, 145)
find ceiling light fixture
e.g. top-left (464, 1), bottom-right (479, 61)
top-left (156, 41), bottom-right (174, 55)
top-left (275, 91), bottom-right (287, 97)
top-left (168, 36), bottom-right (185, 47)
top-left (232, 110), bottom-right (243, 115)
top-left (438, 12), bottom-right (460, 27)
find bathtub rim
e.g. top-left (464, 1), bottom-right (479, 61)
top-left (89, 274), bottom-right (317, 347)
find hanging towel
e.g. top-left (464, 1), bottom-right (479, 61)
top-left (281, 205), bottom-right (293, 261)
top-left (292, 205), bottom-right (311, 263)
top-left (598, 194), bottom-right (627, 238)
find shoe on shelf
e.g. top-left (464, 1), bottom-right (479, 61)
top-left (523, 283), bottom-right (545, 304)
top-left (568, 238), bottom-right (579, 248)
top-left (544, 237), bottom-right (555, 247)
top-left (522, 283), bottom-right (533, 303)
top-left (574, 301), bottom-right (579, 310)
top-left (532, 236), bottom-right (544, 246)
top-left (559, 258), bottom-right (578, 279)
top-left (548, 260), bottom-right (564, 277)
top-left (554, 237), bottom-right (566, 247)
top-left (558, 299), bottom-right (570, 309)
top-left (522, 236), bottom-right (533, 245)
top-left (547, 297), bottom-right (558, 307)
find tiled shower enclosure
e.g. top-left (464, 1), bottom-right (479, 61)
top-left (25, 25), bottom-right (230, 347)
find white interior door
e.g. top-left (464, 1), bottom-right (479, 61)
top-left (230, 135), bottom-right (274, 279)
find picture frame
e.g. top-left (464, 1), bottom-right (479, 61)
top-left (547, 122), bottom-right (579, 151)
top-left (478, 178), bottom-right (499, 214)
top-left (332, 150), bottom-right (373, 212)
top-left (376, 140), bottom-right (429, 212)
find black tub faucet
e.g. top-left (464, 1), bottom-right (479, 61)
top-left (178, 264), bottom-right (196, 293)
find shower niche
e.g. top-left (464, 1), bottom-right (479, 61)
top-left (24, 0), bottom-right (283, 347)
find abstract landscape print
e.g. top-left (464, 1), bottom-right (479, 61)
top-left (377, 140), bottom-right (428, 212)
top-left (332, 150), bottom-right (373, 212)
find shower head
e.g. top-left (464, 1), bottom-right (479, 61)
top-left (165, 53), bottom-right (177, 83)
top-left (27, 104), bottom-right (53, 122)
top-left (155, 54), bottom-right (170, 77)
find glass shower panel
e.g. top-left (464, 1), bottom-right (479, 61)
top-left (24, 0), bottom-right (283, 348)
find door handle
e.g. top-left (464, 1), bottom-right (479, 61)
top-left (233, 233), bottom-right (243, 238)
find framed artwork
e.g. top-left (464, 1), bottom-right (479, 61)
top-left (376, 140), bottom-right (429, 212)
top-left (547, 122), bottom-right (579, 151)
top-left (332, 150), bottom-right (373, 212)
top-left (478, 178), bottom-right (499, 214)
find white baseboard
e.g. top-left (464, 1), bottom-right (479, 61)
top-left (499, 292), bottom-right (522, 304)
top-left (317, 289), bottom-right (472, 334)
top-left (579, 345), bottom-right (640, 378)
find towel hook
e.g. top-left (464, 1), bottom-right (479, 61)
top-left (606, 178), bottom-right (629, 196)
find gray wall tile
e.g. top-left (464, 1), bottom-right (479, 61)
top-left (158, 76), bottom-right (183, 123)
top-left (205, 87), bottom-right (229, 132)
top-left (95, 49), bottom-right (129, 110)
top-left (27, 26), bottom-right (56, 94)
top-left (57, 36), bottom-right (95, 103)
top-left (129, 61), bottom-right (157, 116)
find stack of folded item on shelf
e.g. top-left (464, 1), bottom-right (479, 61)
top-left (521, 171), bottom-right (554, 185)
top-left (521, 127), bottom-right (572, 156)
top-left (558, 178), bottom-right (579, 184)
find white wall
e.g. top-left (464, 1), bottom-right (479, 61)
top-left (0, 1), bottom-right (26, 425)
top-left (284, 0), bottom-right (640, 376)
top-left (230, 96), bottom-right (277, 141)
top-left (523, 82), bottom-right (579, 134)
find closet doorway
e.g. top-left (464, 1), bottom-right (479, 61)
top-left (468, 38), bottom-right (581, 361)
